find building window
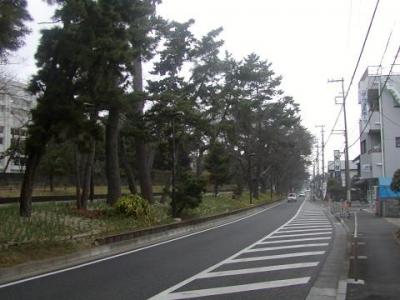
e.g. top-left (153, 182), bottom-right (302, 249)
top-left (0, 137), bottom-right (3, 145)
top-left (0, 126), bottom-right (4, 133)
top-left (396, 137), bottom-right (400, 148)
top-left (361, 140), bottom-right (366, 154)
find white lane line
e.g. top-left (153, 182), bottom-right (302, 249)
top-left (270, 232), bottom-right (332, 238)
top-left (148, 201), bottom-right (308, 299)
top-left (161, 277), bottom-right (311, 299)
top-left (283, 225), bottom-right (332, 229)
top-left (277, 228), bottom-right (332, 233)
top-left (246, 243), bottom-right (329, 252)
top-left (197, 262), bottom-right (319, 278)
top-left (0, 201), bottom-right (287, 289)
top-left (226, 251), bottom-right (325, 263)
top-left (259, 237), bottom-right (331, 244)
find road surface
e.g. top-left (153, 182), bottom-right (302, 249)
top-left (0, 198), bottom-right (334, 299)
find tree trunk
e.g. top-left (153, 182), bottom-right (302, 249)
top-left (119, 136), bottom-right (137, 194)
top-left (90, 165), bottom-right (94, 202)
top-left (260, 176), bottom-right (267, 194)
top-left (253, 165), bottom-right (260, 199)
top-left (214, 183), bottom-right (219, 197)
top-left (49, 172), bottom-right (54, 192)
top-left (105, 105), bottom-right (121, 205)
top-left (160, 175), bottom-right (171, 203)
top-left (133, 55), bottom-right (153, 203)
top-left (19, 151), bottom-right (42, 217)
top-left (196, 148), bottom-right (205, 177)
top-left (80, 140), bottom-right (96, 209)
top-left (74, 147), bottom-right (82, 209)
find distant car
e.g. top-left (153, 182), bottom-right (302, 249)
top-left (298, 192), bottom-right (305, 198)
top-left (287, 193), bottom-right (297, 202)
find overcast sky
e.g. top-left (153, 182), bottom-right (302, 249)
top-left (8, 0), bottom-right (400, 173)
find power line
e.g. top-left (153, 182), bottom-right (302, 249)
top-left (324, 106), bottom-right (343, 146)
top-left (324, 0), bottom-right (380, 149)
top-left (343, 0), bottom-right (380, 102)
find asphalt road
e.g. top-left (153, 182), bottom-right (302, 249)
top-left (0, 199), bottom-right (334, 300)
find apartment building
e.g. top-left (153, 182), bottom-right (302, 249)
top-left (0, 80), bottom-right (36, 173)
top-left (358, 66), bottom-right (400, 216)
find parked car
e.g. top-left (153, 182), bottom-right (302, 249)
top-left (287, 193), bottom-right (297, 202)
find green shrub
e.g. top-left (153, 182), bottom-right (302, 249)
top-left (172, 173), bottom-right (207, 217)
top-left (114, 194), bottom-right (155, 223)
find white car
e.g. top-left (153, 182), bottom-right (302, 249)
top-left (287, 193), bottom-right (297, 202)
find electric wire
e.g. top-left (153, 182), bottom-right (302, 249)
top-left (324, 0), bottom-right (380, 149)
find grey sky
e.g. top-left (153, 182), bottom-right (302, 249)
top-left (8, 0), bottom-right (400, 171)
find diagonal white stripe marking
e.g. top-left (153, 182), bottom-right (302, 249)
top-left (283, 225), bottom-right (332, 229)
top-left (278, 228), bottom-right (332, 233)
top-left (160, 277), bottom-right (310, 299)
top-left (227, 251), bottom-right (325, 263)
top-left (148, 201), bottom-right (308, 299)
top-left (270, 232), bottom-right (331, 238)
top-left (247, 243), bottom-right (329, 252)
top-left (197, 262), bottom-right (319, 278)
top-left (259, 237), bottom-right (331, 244)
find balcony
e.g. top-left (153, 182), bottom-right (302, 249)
top-left (360, 111), bottom-right (381, 133)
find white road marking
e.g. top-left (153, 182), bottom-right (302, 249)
top-left (160, 277), bottom-right (311, 299)
top-left (270, 232), bottom-right (332, 238)
top-left (246, 243), bottom-right (329, 252)
top-left (259, 237), bottom-right (331, 244)
top-left (197, 262), bottom-right (319, 278)
top-left (0, 201), bottom-right (287, 289)
top-left (148, 201), bottom-right (307, 299)
top-left (283, 225), bottom-right (332, 229)
top-left (290, 221), bottom-right (331, 225)
top-left (278, 228), bottom-right (332, 233)
top-left (226, 251), bottom-right (325, 263)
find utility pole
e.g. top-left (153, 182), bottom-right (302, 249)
top-left (328, 78), bottom-right (351, 203)
top-left (316, 143), bottom-right (320, 198)
top-left (315, 125), bottom-right (325, 180)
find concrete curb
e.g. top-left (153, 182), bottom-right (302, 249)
top-left (0, 199), bottom-right (283, 286)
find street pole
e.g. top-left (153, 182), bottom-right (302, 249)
top-left (316, 125), bottom-right (325, 199)
top-left (248, 153), bottom-right (256, 204)
top-left (328, 78), bottom-right (351, 203)
top-left (341, 79), bottom-right (351, 203)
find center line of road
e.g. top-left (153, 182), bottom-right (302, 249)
top-left (227, 251), bottom-right (326, 263)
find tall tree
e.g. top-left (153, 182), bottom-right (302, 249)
top-left (0, 0), bottom-right (31, 62)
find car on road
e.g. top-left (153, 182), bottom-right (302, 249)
top-left (287, 193), bottom-right (297, 202)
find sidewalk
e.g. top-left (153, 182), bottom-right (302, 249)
top-left (343, 209), bottom-right (400, 300)
top-left (307, 199), bottom-right (348, 300)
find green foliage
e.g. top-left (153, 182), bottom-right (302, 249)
top-left (114, 194), bottom-right (156, 223)
top-left (391, 169), bottom-right (400, 192)
top-left (0, 0), bottom-right (32, 61)
top-left (205, 142), bottom-right (231, 193)
top-left (327, 177), bottom-right (345, 201)
top-left (173, 173), bottom-right (207, 216)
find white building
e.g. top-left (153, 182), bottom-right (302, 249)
top-left (0, 80), bottom-right (36, 173)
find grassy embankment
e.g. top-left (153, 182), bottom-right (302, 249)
top-left (0, 192), bottom-right (279, 268)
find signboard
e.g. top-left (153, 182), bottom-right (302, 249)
top-left (334, 150), bottom-right (341, 172)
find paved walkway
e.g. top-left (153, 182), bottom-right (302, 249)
top-left (344, 209), bottom-right (400, 300)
